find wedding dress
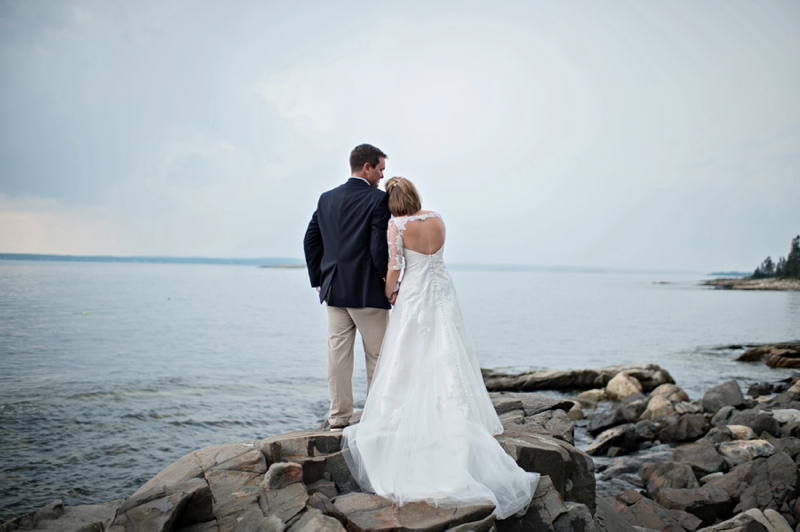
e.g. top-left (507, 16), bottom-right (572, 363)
top-left (341, 212), bottom-right (539, 519)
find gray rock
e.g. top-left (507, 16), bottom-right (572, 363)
top-left (33, 499), bottom-right (65, 522)
top-left (706, 426), bottom-right (736, 444)
top-left (635, 420), bottom-right (659, 442)
top-left (659, 414), bottom-right (710, 443)
top-left (498, 431), bottom-right (596, 512)
top-left (31, 499), bottom-right (123, 532)
top-left (495, 476), bottom-right (567, 531)
top-left (588, 404), bottom-right (638, 436)
top-left (703, 381), bottom-right (746, 415)
top-left (490, 395), bottom-right (525, 415)
top-left (482, 364), bottom-right (674, 393)
top-left (552, 501), bottom-right (598, 531)
top-left (718, 440), bottom-right (777, 468)
top-left (713, 406), bottom-right (737, 426)
top-left (593, 497), bottom-right (638, 531)
top-left (516, 409), bottom-right (575, 445)
top-left (307, 479), bottom-right (337, 500)
top-left (728, 411), bottom-right (781, 438)
top-left (672, 439), bottom-right (727, 477)
top-left (109, 490), bottom-right (192, 532)
top-left (639, 461), bottom-right (700, 495)
top-left (586, 424), bottom-right (638, 456)
top-left (608, 490), bottom-right (685, 531)
top-left (259, 482), bottom-right (309, 524)
top-left (652, 484), bottom-right (733, 527)
top-left (733, 452), bottom-right (798, 516)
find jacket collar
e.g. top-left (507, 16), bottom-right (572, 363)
top-left (347, 177), bottom-right (372, 187)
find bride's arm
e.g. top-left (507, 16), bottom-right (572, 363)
top-left (386, 220), bottom-right (404, 303)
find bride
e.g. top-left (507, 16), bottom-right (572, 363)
top-left (341, 177), bottom-right (539, 519)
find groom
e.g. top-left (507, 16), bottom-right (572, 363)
top-left (303, 144), bottom-right (392, 432)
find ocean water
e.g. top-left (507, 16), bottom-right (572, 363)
top-left (1, 260), bottom-right (799, 519)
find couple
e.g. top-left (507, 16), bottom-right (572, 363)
top-left (303, 144), bottom-right (539, 519)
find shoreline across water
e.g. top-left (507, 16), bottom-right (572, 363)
top-left (703, 277), bottom-right (800, 291)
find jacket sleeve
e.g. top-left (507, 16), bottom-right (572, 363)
top-left (303, 209), bottom-right (323, 287)
top-left (370, 194), bottom-right (391, 276)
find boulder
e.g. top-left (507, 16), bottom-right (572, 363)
top-left (574, 389), bottom-right (607, 410)
top-left (706, 426), bottom-right (736, 444)
top-left (718, 440), bottom-right (777, 468)
top-left (712, 406), bottom-right (736, 427)
top-left (659, 414), bottom-right (710, 443)
top-left (287, 508), bottom-right (346, 531)
top-left (609, 490), bottom-right (686, 531)
top-left (552, 501), bottom-right (597, 531)
top-left (588, 405), bottom-right (638, 436)
top-left (703, 381), bottom-right (746, 415)
top-left (516, 409), bottom-right (575, 445)
top-left (498, 431), bottom-right (596, 512)
top-left (606, 373), bottom-right (644, 402)
top-left (728, 411), bottom-right (780, 438)
top-left (263, 462), bottom-right (304, 490)
top-left (772, 410), bottom-right (800, 425)
top-left (635, 420), bottom-right (659, 442)
top-left (743, 508), bottom-right (792, 532)
top-left (728, 425), bottom-right (757, 440)
top-left (652, 484), bottom-right (733, 526)
top-left (671, 439), bottom-right (727, 477)
top-left (640, 395), bottom-right (676, 422)
top-left (482, 364), bottom-right (674, 393)
top-left (586, 424), bottom-right (638, 456)
top-left (650, 384), bottom-right (691, 403)
top-left (734, 453), bottom-right (798, 516)
top-left (445, 513), bottom-right (497, 532)
top-left (12, 499), bottom-right (123, 532)
top-left (593, 496), bottom-right (638, 531)
top-left (495, 476), bottom-right (568, 531)
top-left (639, 461), bottom-right (700, 495)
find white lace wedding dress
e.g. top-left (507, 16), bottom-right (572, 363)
top-left (341, 212), bottom-right (539, 519)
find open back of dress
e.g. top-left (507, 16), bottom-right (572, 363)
top-left (341, 212), bottom-right (539, 519)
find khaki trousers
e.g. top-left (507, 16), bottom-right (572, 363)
top-left (326, 305), bottom-right (389, 427)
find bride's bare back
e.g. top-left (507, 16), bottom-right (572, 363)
top-left (401, 210), bottom-right (445, 255)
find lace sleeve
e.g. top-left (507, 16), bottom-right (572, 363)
top-left (388, 218), bottom-right (405, 271)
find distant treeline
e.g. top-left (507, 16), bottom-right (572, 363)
top-left (0, 254), bottom-right (304, 267)
top-left (752, 235), bottom-right (800, 279)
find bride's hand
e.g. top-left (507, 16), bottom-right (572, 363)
top-left (388, 290), bottom-right (398, 305)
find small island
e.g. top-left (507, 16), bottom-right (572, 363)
top-left (704, 235), bottom-right (800, 291)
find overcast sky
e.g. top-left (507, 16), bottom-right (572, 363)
top-left (0, 0), bottom-right (798, 271)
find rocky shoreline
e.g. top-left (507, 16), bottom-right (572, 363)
top-left (703, 278), bottom-right (800, 291)
top-left (5, 363), bottom-right (800, 531)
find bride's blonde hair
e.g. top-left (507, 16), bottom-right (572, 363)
top-left (385, 177), bottom-right (421, 216)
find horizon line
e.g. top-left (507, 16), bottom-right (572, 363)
top-left (0, 252), bottom-right (728, 276)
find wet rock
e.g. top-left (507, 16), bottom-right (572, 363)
top-left (728, 411), bottom-right (780, 438)
top-left (639, 395), bottom-right (675, 422)
top-left (482, 364), bottom-right (674, 393)
top-left (586, 424), bottom-right (638, 456)
top-left (659, 414), bottom-right (710, 443)
top-left (672, 439), bottom-right (727, 477)
top-left (703, 381), bottom-right (746, 415)
top-left (747, 383), bottom-right (774, 398)
top-left (334, 492), bottom-right (494, 532)
top-left (718, 440), bottom-right (777, 468)
top-left (588, 404), bottom-right (638, 436)
top-left (498, 431), bottom-right (596, 512)
top-left (606, 373), bottom-right (644, 402)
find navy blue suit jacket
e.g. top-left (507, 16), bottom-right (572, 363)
top-left (303, 178), bottom-right (391, 309)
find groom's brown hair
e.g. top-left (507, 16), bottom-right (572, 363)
top-left (350, 144), bottom-right (387, 172)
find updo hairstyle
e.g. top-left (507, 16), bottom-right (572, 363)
top-left (385, 177), bottom-right (421, 217)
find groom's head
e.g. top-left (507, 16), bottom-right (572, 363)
top-left (350, 144), bottom-right (387, 188)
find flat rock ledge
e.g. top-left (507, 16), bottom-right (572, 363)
top-left (703, 278), bottom-right (800, 291)
top-left (3, 391), bottom-right (629, 532)
top-left (482, 363), bottom-right (675, 393)
top-left (735, 343), bottom-right (800, 369)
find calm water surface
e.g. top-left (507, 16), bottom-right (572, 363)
top-left (1, 261), bottom-right (799, 518)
